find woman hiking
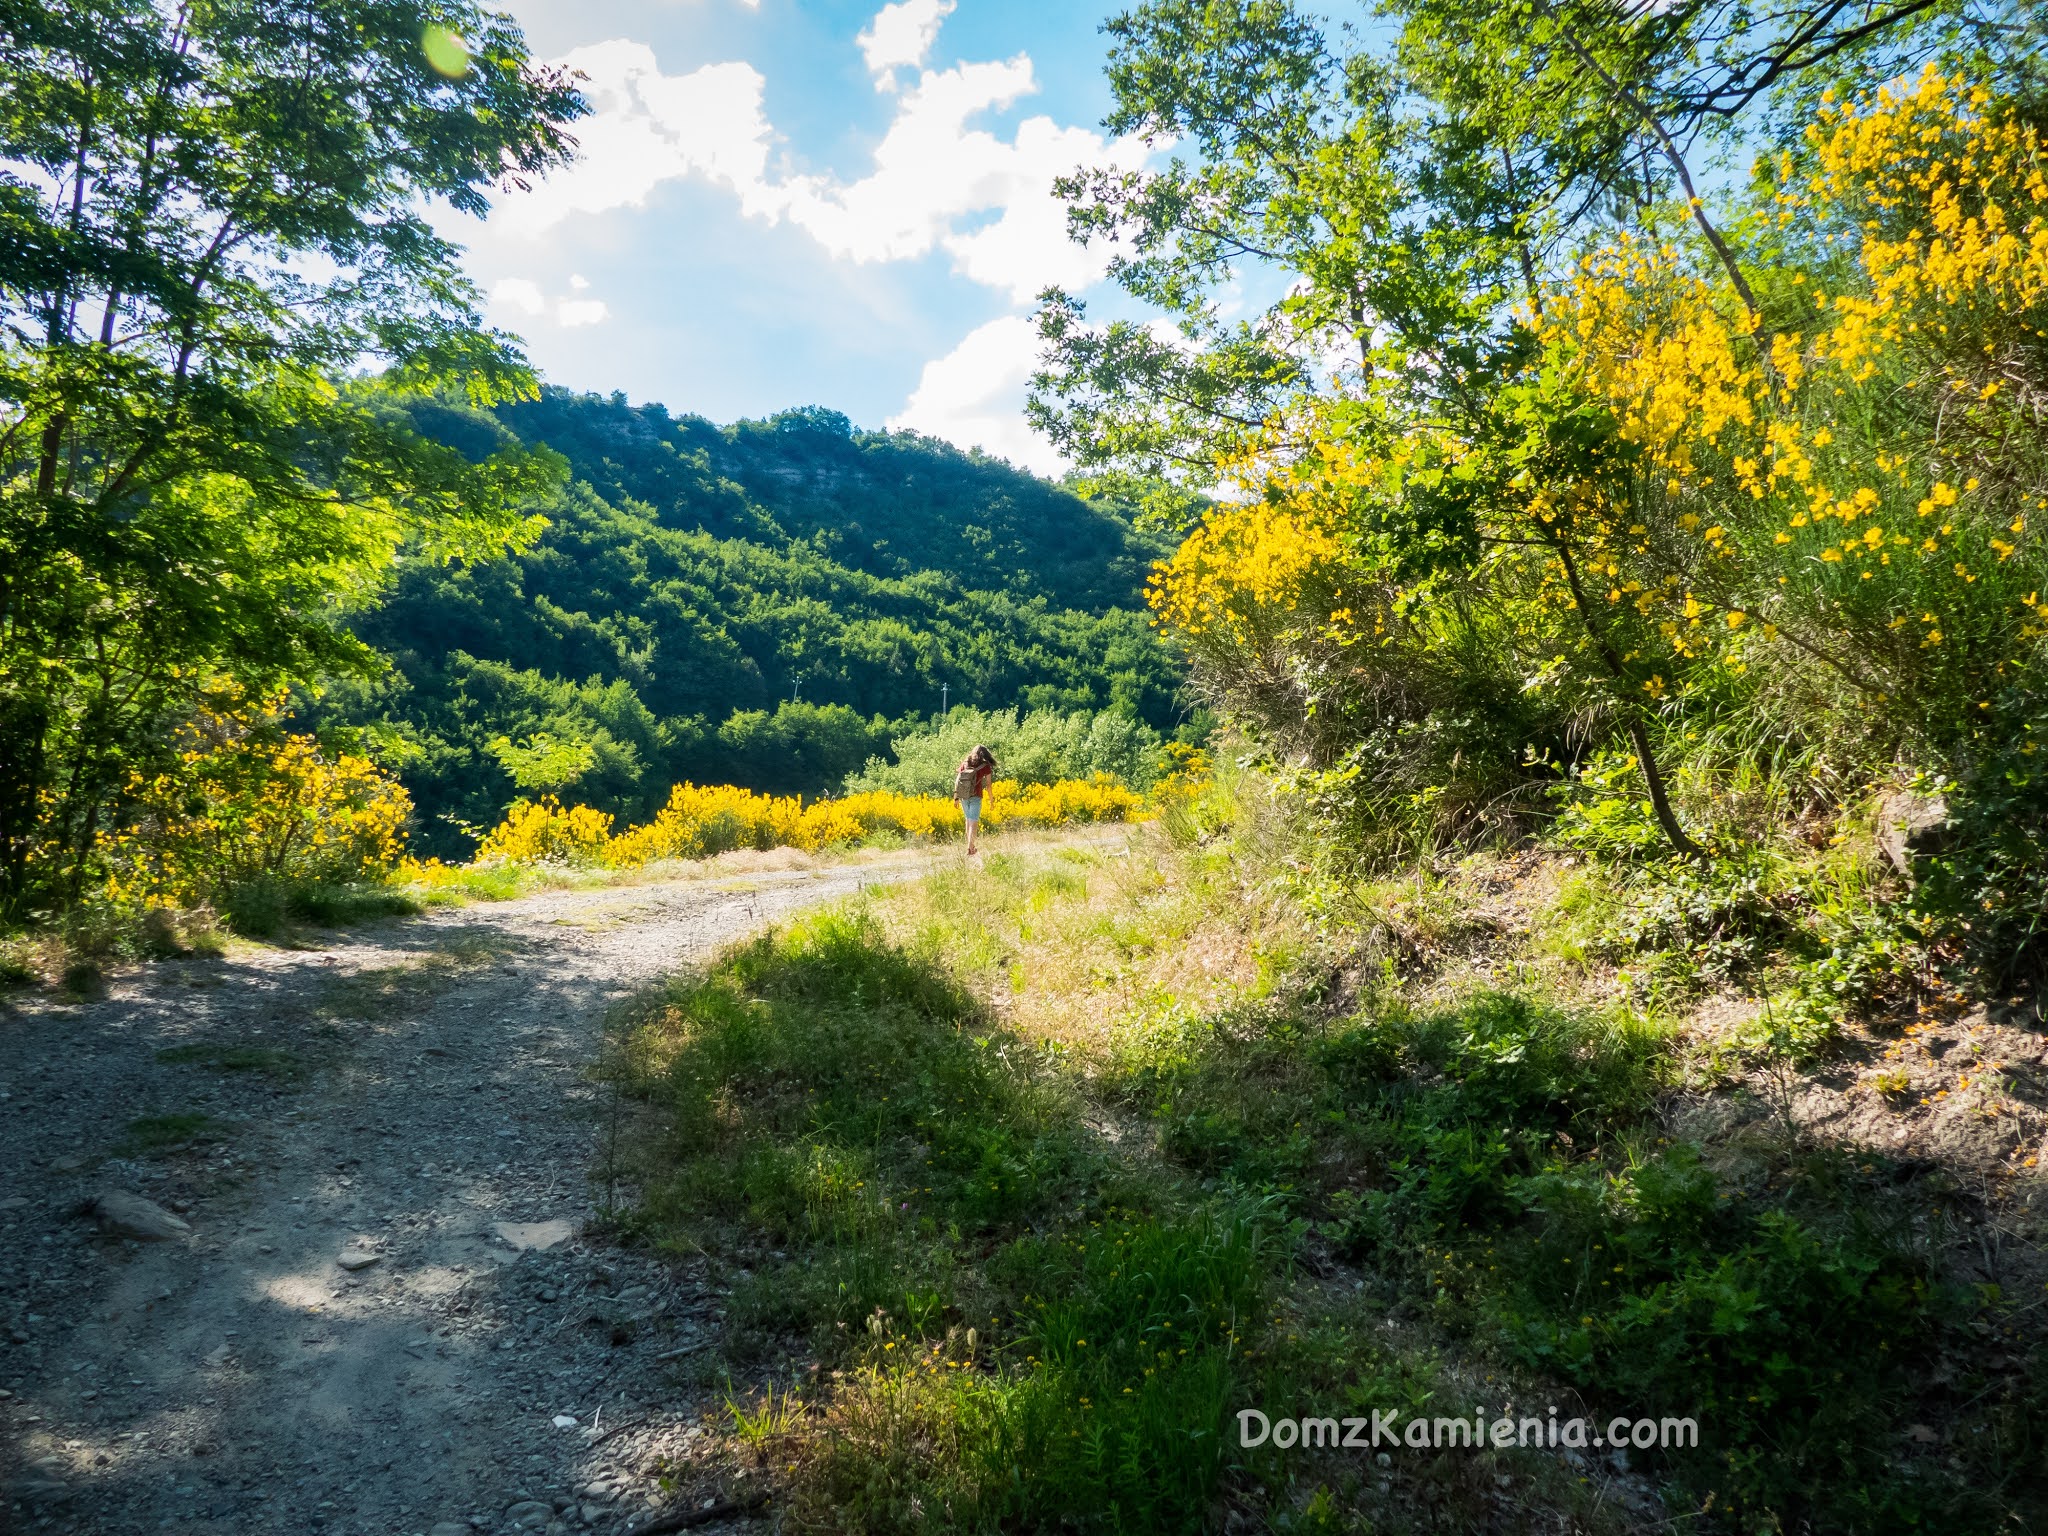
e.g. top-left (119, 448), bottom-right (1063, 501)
top-left (952, 745), bottom-right (997, 856)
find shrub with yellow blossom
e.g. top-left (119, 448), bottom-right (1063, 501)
top-left (1141, 73), bottom-right (2046, 876)
top-left (106, 696), bottom-right (412, 908)
top-left (462, 775), bottom-right (1157, 872)
top-left (470, 797), bottom-right (617, 866)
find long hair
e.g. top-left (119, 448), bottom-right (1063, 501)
top-left (965, 744), bottom-right (995, 769)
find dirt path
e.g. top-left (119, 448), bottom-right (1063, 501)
top-left (0, 853), bottom-right (935, 1536)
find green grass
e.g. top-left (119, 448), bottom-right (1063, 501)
top-left (612, 835), bottom-right (2048, 1534)
top-left (1264, 1005), bottom-right (1969, 1526)
top-left (117, 1112), bottom-right (228, 1155)
top-left (405, 861), bottom-right (546, 906)
top-left (154, 1041), bottom-right (302, 1078)
top-left (614, 905), bottom-right (1274, 1532)
top-left (217, 875), bottom-right (422, 938)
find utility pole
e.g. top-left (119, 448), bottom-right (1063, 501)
top-left (940, 682), bottom-right (949, 716)
top-left (791, 672), bottom-right (801, 703)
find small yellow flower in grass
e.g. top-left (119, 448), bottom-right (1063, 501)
top-left (1726, 611), bottom-right (1747, 628)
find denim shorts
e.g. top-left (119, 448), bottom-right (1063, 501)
top-left (961, 796), bottom-right (983, 822)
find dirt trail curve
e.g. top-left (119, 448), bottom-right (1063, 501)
top-left (0, 854), bottom-right (929, 1536)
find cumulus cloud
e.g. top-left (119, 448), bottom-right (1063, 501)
top-left (490, 276), bottom-right (608, 328)
top-left (491, 277), bottom-right (548, 316)
top-left (493, 42), bottom-right (776, 237)
top-left (773, 55), bottom-right (1036, 264)
top-left (478, 4), bottom-right (1156, 470)
top-left (857, 0), bottom-right (954, 87)
top-left (500, 13), bottom-right (1146, 304)
top-left (888, 315), bottom-right (1058, 474)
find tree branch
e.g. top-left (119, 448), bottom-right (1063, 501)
top-left (1535, 0), bottom-right (1763, 323)
top-left (1550, 533), bottom-right (1705, 859)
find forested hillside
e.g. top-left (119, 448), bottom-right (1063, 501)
top-left (321, 391), bottom-right (1178, 851)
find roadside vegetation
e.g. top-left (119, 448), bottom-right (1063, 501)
top-left (0, 676), bottom-right (1187, 985)
top-left (608, 788), bottom-right (2047, 1533)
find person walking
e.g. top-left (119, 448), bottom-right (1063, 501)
top-left (952, 745), bottom-right (997, 856)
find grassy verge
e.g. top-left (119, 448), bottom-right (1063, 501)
top-left (612, 899), bottom-right (1260, 1529)
top-left (609, 814), bottom-right (2048, 1533)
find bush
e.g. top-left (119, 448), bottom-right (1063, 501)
top-left (847, 707), bottom-right (1168, 796)
top-left (1914, 696), bottom-right (2048, 991)
top-left (468, 775), bottom-right (1153, 871)
top-left (1127, 72), bottom-right (2048, 901)
top-left (104, 693), bottom-right (412, 910)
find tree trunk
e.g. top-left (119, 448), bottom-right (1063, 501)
top-left (1550, 537), bottom-right (1705, 860)
top-left (0, 697), bottom-right (49, 922)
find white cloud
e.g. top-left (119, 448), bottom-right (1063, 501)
top-left (888, 315), bottom-right (1058, 474)
top-left (491, 277), bottom-right (548, 315)
top-left (495, 20), bottom-right (1148, 305)
top-left (471, 9), bottom-right (1159, 469)
top-left (857, 0), bottom-right (954, 87)
top-left (494, 42), bottom-right (776, 237)
top-left (490, 276), bottom-right (608, 328)
top-left (938, 116), bottom-right (1149, 303)
top-left (773, 55), bottom-right (1148, 299)
top-left (773, 56), bottom-right (1037, 264)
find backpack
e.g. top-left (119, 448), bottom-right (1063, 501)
top-left (953, 764), bottom-right (981, 798)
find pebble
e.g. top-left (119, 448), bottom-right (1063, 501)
top-left (504, 1500), bottom-right (554, 1530)
top-left (429, 1524), bottom-right (470, 1536)
top-left (337, 1249), bottom-right (382, 1272)
top-left (91, 1190), bottom-right (192, 1241)
top-left (496, 1219), bottom-right (577, 1252)
top-left (551, 1414), bottom-right (578, 1429)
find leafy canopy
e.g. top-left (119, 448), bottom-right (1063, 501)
top-left (0, 0), bottom-right (588, 914)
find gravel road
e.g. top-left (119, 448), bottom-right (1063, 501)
top-left (0, 854), bottom-right (930, 1536)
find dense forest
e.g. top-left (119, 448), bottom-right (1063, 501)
top-left (318, 391), bottom-right (1179, 851)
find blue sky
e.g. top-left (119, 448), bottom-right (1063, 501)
top-left (443, 0), bottom-right (1143, 472)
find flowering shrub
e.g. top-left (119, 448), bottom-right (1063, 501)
top-left (1544, 69), bottom-right (2046, 736)
top-left (470, 797), bottom-right (616, 866)
top-left (981, 775), bottom-right (1144, 828)
top-left (107, 700), bottom-right (412, 907)
top-left (1140, 74), bottom-right (2045, 879)
top-left (467, 776), bottom-right (1157, 870)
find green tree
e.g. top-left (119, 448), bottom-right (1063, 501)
top-left (316, 390), bottom-right (1186, 851)
top-left (1031, 0), bottom-right (2044, 862)
top-left (0, 0), bottom-right (586, 916)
